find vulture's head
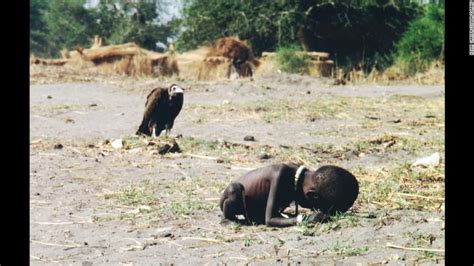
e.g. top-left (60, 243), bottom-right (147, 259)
top-left (169, 84), bottom-right (184, 96)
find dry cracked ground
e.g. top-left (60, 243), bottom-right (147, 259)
top-left (30, 65), bottom-right (445, 265)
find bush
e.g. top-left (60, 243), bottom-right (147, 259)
top-left (174, 0), bottom-right (301, 55)
top-left (301, 2), bottom-right (422, 73)
top-left (275, 45), bottom-right (311, 74)
top-left (394, 4), bottom-right (444, 74)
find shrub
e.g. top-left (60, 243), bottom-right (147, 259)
top-left (394, 4), bottom-right (444, 74)
top-left (275, 45), bottom-right (311, 74)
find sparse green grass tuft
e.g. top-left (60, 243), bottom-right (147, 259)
top-left (180, 137), bottom-right (220, 150)
top-left (407, 231), bottom-right (437, 247)
top-left (243, 235), bottom-right (254, 247)
top-left (405, 231), bottom-right (440, 259)
top-left (330, 211), bottom-right (360, 227)
top-left (168, 198), bottom-right (216, 216)
top-left (121, 136), bottom-right (146, 150)
top-left (229, 223), bottom-right (242, 233)
top-left (296, 212), bottom-right (362, 236)
top-left (329, 241), bottom-right (368, 256)
top-left (104, 177), bottom-right (227, 225)
top-left (421, 250), bottom-right (436, 258)
top-left (298, 221), bottom-right (317, 236)
top-left (117, 179), bottom-right (156, 206)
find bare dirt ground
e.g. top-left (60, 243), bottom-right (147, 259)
top-left (30, 65), bottom-right (445, 265)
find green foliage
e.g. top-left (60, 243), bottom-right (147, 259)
top-left (275, 45), bottom-right (311, 74)
top-left (29, 0), bottom-right (177, 57)
top-left (394, 4), bottom-right (444, 74)
top-left (175, 0), bottom-right (302, 55)
top-left (30, 0), bottom-right (50, 57)
top-left (94, 1), bottom-right (174, 51)
top-left (175, 0), bottom-right (424, 72)
top-left (41, 0), bottom-right (98, 57)
top-left (301, 2), bottom-right (422, 72)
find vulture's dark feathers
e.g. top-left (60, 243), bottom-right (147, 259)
top-left (136, 84), bottom-right (184, 137)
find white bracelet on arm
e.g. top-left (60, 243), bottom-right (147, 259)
top-left (296, 214), bottom-right (303, 224)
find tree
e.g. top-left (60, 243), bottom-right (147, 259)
top-left (30, 0), bottom-right (52, 57)
top-left (30, 0), bottom-right (178, 57)
top-left (175, 0), bottom-right (304, 55)
top-left (94, 1), bottom-right (174, 51)
top-left (40, 0), bottom-right (98, 57)
top-left (299, 2), bottom-right (422, 71)
top-left (394, 4), bottom-right (444, 73)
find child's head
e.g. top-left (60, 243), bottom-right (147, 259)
top-left (306, 165), bottom-right (359, 215)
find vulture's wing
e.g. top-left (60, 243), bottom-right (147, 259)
top-left (145, 88), bottom-right (161, 107)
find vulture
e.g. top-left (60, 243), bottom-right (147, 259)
top-left (136, 84), bottom-right (184, 137)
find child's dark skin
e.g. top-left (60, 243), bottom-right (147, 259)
top-left (219, 163), bottom-right (359, 227)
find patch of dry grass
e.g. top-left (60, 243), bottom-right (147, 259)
top-left (103, 176), bottom-right (229, 226)
top-left (340, 60), bottom-right (444, 85)
top-left (349, 133), bottom-right (444, 156)
top-left (183, 95), bottom-right (444, 124)
top-left (354, 164), bottom-right (444, 211)
top-left (94, 54), bottom-right (154, 77)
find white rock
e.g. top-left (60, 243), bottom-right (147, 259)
top-left (155, 227), bottom-right (172, 233)
top-left (111, 139), bottom-right (123, 149)
top-left (128, 148), bottom-right (142, 154)
top-left (412, 152), bottom-right (440, 167)
top-left (139, 205), bottom-right (151, 211)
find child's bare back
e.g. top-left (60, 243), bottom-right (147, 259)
top-left (219, 163), bottom-right (359, 227)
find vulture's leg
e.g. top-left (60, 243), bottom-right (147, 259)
top-left (164, 123), bottom-right (172, 137)
top-left (152, 127), bottom-right (157, 138)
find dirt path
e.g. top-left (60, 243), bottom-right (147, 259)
top-left (30, 74), bottom-right (445, 265)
